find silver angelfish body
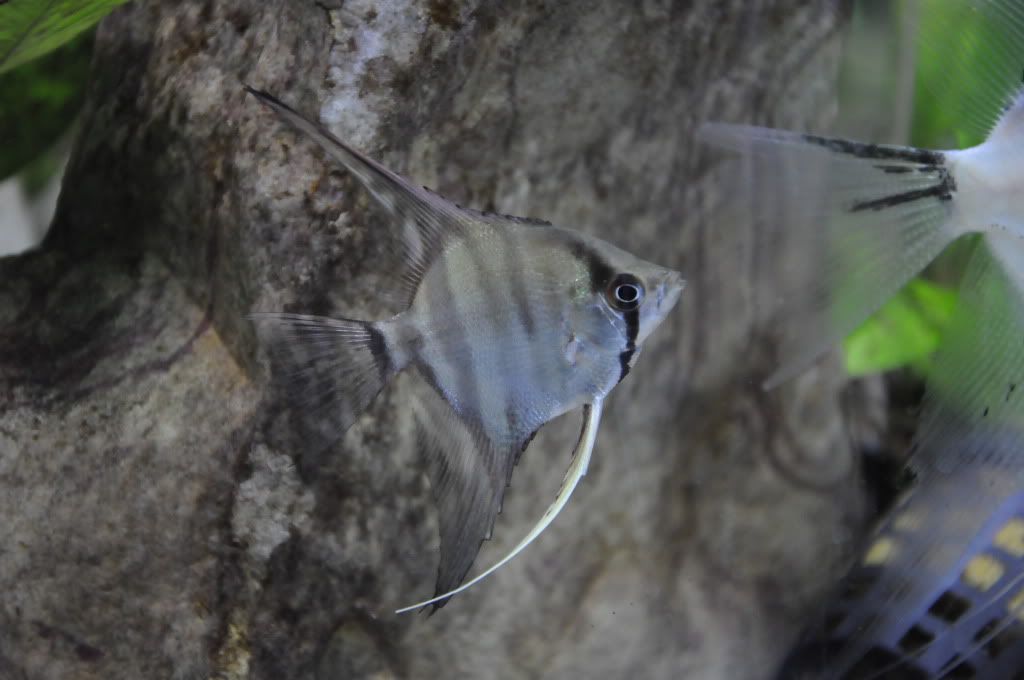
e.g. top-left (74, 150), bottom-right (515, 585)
top-left (245, 87), bottom-right (683, 613)
top-left (395, 224), bottom-right (676, 438)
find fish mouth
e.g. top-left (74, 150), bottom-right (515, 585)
top-left (657, 271), bottom-right (685, 312)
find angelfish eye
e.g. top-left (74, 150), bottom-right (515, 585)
top-left (606, 274), bottom-right (644, 311)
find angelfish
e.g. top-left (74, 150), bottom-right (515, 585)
top-left (244, 87), bottom-right (684, 613)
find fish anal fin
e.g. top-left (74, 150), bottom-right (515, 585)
top-left (397, 399), bottom-right (603, 614)
top-left (402, 373), bottom-right (542, 612)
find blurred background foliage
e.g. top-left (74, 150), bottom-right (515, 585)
top-left (0, 0), bottom-right (128, 253)
top-left (0, 0), bottom-right (127, 74)
top-left (1, 0), bottom-right (130, 182)
top-left (0, 29), bottom-right (91, 190)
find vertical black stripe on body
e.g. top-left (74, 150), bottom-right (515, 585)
top-left (461, 228), bottom-right (522, 447)
top-left (419, 245), bottom-right (482, 421)
top-left (464, 227), bottom-right (532, 339)
top-left (566, 236), bottom-right (639, 383)
top-left (497, 228), bottom-right (536, 336)
top-left (568, 238), bottom-right (615, 292)
top-left (366, 323), bottom-right (392, 382)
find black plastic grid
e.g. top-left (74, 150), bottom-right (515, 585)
top-left (782, 491), bottom-right (1024, 679)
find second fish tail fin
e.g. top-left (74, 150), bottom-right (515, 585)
top-left (697, 123), bottom-right (969, 388)
top-left (249, 312), bottom-right (408, 453)
top-left (989, 86), bottom-right (1024, 144)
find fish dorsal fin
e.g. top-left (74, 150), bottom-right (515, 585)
top-left (413, 183), bottom-right (552, 228)
top-left (246, 86), bottom-right (469, 303)
top-left (397, 398), bottom-right (603, 614)
top-left (246, 87), bottom-right (556, 305)
top-left (460, 205), bottom-right (553, 228)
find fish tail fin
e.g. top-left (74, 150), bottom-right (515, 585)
top-left (249, 313), bottom-right (406, 450)
top-left (989, 86), bottom-right (1024, 143)
top-left (698, 123), bottom-right (968, 388)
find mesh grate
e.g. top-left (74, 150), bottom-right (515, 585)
top-left (779, 491), bottom-right (1024, 679)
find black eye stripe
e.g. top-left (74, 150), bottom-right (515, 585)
top-left (565, 239), bottom-right (644, 383)
top-left (568, 240), bottom-right (615, 293)
top-left (618, 308), bottom-right (640, 383)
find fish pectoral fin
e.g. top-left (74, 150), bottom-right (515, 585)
top-left (396, 398), bottom-right (604, 615)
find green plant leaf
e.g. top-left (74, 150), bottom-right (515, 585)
top-left (0, 0), bottom-right (128, 74)
top-left (843, 279), bottom-right (959, 377)
top-left (0, 28), bottom-right (91, 183)
top-left (911, 0), bottom-right (1024, 149)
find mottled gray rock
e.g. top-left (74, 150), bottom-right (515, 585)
top-left (0, 1), bottom-right (869, 679)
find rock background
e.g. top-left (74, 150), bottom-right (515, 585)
top-left (0, 1), bottom-right (868, 678)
